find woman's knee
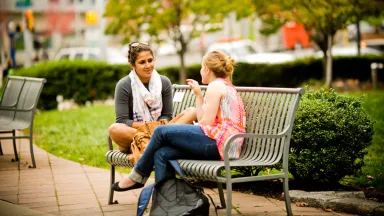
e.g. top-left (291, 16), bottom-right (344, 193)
top-left (108, 123), bottom-right (134, 138)
top-left (185, 107), bottom-right (196, 114)
top-left (152, 125), bottom-right (167, 140)
top-left (108, 123), bottom-right (120, 136)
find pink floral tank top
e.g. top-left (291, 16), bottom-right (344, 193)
top-left (200, 78), bottom-right (246, 160)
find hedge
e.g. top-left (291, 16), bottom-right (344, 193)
top-left (12, 55), bottom-right (384, 110)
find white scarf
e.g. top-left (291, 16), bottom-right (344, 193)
top-left (129, 69), bottom-right (162, 122)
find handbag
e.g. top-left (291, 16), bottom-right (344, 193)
top-left (128, 119), bottom-right (168, 163)
top-left (136, 160), bottom-right (217, 216)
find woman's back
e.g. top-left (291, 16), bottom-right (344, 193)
top-left (201, 78), bottom-right (246, 160)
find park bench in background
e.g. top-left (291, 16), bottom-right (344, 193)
top-left (0, 76), bottom-right (46, 168)
top-left (105, 84), bottom-right (304, 216)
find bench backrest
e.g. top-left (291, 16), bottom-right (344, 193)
top-left (172, 85), bottom-right (304, 163)
top-left (0, 76), bottom-right (25, 107)
top-left (0, 76), bottom-right (46, 127)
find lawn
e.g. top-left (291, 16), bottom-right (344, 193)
top-left (32, 105), bottom-right (115, 169)
top-left (342, 91), bottom-right (384, 188)
top-left (31, 90), bottom-right (384, 187)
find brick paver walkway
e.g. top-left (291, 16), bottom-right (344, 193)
top-left (0, 138), bottom-right (356, 216)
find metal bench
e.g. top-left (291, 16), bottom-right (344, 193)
top-left (0, 76), bottom-right (46, 168)
top-left (105, 84), bottom-right (304, 216)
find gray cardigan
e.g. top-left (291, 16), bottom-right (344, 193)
top-left (114, 75), bottom-right (173, 127)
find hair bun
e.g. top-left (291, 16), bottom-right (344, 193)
top-left (224, 56), bottom-right (235, 73)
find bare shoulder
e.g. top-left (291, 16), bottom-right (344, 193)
top-left (207, 80), bottom-right (227, 96)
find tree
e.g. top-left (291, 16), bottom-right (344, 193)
top-left (251, 0), bottom-right (355, 88)
top-left (347, 0), bottom-right (384, 55)
top-left (104, 0), bottom-right (251, 84)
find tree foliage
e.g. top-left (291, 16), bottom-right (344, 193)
top-left (250, 0), bottom-right (383, 87)
top-left (104, 0), bottom-right (253, 83)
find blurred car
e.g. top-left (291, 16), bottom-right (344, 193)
top-left (121, 40), bottom-right (177, 57)
top-left (361, 39), bottom-right (384, 53)
top-left (315, 46), bottom-right (382, 58)
top-left (206, 40), bottom-right (295, 64)
top-left (54, 47), bottom-right (128, 64)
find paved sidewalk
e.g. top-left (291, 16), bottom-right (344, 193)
top-left (0, 138), bottom-right (356, 216)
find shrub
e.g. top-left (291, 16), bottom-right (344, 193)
top-left (13, 60), bottom-right (129, 110)
top-left (233, 89), bottom-right (374, 186)
top-left (289, 89), bottom-right (374, 185)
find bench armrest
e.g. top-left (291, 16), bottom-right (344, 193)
top-left (223, 126), bottom-right (290, 161)
top-left (0, 106), bottom-right (34, 112)
top-left (0, 102), bottom-right (17, 108)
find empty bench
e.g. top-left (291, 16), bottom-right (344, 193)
top-left (0, 76), bottom-right (46, 168)
top-left (105, 84), bottom-right (304, 216)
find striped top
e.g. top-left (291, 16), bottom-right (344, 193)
top-left (200, 78), bottom-right (246, 160)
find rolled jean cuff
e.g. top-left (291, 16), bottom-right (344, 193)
top-left (128, 168), bottom-right (148, 184)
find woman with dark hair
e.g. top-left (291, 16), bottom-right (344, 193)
top-left (108, 42), bottom-right (195, 153)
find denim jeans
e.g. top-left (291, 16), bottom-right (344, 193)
top-left (129, 124), bottom-right (221, 183)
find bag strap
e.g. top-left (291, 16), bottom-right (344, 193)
top-left (207, 194), bottom-right (218, 216)
top-left (169, 160), bottom-right (195, 187)
top-left (169, 160), bottom-right (218, 216)
top-left (136, 183), bottom-right (155, 216)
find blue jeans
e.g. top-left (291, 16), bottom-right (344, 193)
top-left (130, 124), bottom-right (220, 183)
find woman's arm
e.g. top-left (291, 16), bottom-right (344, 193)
top-left (114, 77), bottom-right (144, 129)
top-left (186, 79), bottom-right (204, 120)
top-left (157, 76), bottom-right (173, 121)
top-left (198, 81), bottom-right (226, 126)
top-left (187, 79), bottom-right (226, 126)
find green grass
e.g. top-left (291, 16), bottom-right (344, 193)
top-left (342, 90), bottom-right (384, 188)
top-left (33, 105), bottom-right (115, 169)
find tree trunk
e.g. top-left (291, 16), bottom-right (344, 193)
top-left (312, 31), bottom-right (328, 80)
top-left (356, 19), bottom-right (361, 56)
top-left (178, 47), bottom-right (187, 84)
top-left (322, 50), bottom-right (327, 81)
top-left (325, 34), bottom-right (333, 88)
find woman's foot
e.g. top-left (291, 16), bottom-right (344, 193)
top-left (111, 177), bottom-right (144, 192)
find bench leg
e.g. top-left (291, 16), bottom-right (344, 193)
top-left (28, 132), bottom-right (36, 168)
top-left (226, 182), bottom-right (232, 216)
top-left (11, 130), bottom-right (19, 162)
top-left (283, 176), bottom-right (293, 216)
top-left (0, 141), bottom-right (3, 155)
top-left (217, 182), bottom-right (226, 208)
top-left (108, 165), bottom-right (117, 204)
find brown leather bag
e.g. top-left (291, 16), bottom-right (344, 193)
top-left (128, 119), bottom-right (169, 163)
top-left (126, 107), bottom-right (197, 163)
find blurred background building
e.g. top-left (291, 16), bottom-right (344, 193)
top-left (0, 0), bottom-right (117, 67)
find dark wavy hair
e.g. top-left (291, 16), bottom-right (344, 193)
top-left (128, 42), bottom-right (154, 66)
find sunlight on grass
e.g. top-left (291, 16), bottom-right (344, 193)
top-left (34, 105), bottom-right (116, 169)
top-left (342, 90), bottom-right (384, 188)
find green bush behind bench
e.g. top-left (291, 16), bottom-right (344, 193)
top-left (235, 89), bottom-right (374, 186)
top-left (289, 89), bottom-right (374, 186)
top-left (12, 55), bottom-right (383, 110)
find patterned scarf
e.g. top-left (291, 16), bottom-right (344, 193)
top-left (129, 69), bottom-right (162, 122)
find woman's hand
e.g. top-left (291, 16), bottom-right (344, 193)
top-left (186, 79), bottom-right (202, 98)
